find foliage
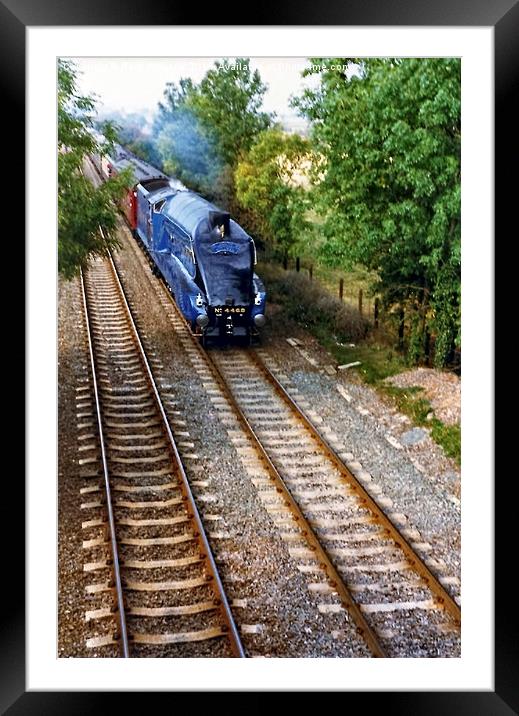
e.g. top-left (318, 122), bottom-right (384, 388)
top-left (58, 60), bottom-right (131, 279)
top-left (101, 112), bottom-right (164, 170)
top-left (152, 60), bottom-right (272, 198)
top-left (189, 59), bottom-right (272, 168)
top-left (328, 342), bottom-right (408, 385)
top-left (235, 128), bottom-right (312, 257)
top-left (152, 78), bottom-right (218, 192)
top-left (260, 263), bottom-right (368, 342)
top-left (157, 106), bottom-right (220, 193)
top-left (430, 419), bottom-right (461, 463)
top-left (294, 58), bottom-right (461, 366)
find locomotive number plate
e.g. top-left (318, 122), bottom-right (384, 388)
top-left (214, 307), bottom-right (247, 315)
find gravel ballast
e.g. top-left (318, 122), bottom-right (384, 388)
top-left (254, 321), bottom-right (461, 595)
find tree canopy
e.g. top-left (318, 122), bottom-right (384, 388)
top-left (235, 128), bottom-right (311, 257)
top-left (189, 59), bottom-right (272, 167)
top-left (153, 79), bottom-right (220, 193)
top-left (150, 60), bottom-right (273, 202)
top-left (58, 59), bottom-right (130, 279)
top-left (294, 58), bottom-right (461, 365)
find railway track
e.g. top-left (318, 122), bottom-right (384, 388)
top-left (78, 254), bottom-right (245, 657)
top-left (107, 231), bottom-right (461, 658)
top-left (206, 347), bottom-right (461, 657)
top-left (84, 155), bottom-right (461, 657)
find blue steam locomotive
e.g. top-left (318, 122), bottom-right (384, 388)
top-left (97, 144), bottom-right (267, 343)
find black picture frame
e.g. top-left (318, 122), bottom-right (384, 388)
top-left (8, 0), bottom-right (512, 710)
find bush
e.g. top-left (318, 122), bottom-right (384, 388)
top-left (261, 263), bottom-right (369, 343)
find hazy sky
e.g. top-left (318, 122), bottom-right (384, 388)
top-left (72, 57), bottom-right (321, 119)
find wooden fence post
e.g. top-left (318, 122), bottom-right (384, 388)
top-left (424, 328), bottom-right (431, 364)
top-left (339, 278), bottom-right (344, 302)
top-left (283, 253), bottom-right (288, 270)
top-left (374, 297), bottom-right (379, 328)
top-left (358, 289), bottom-right (363, 315)
top-left (398, 307), bottom-right (405, 349)
top-left (296, 256), bottom-right (300, 272)
top-left (309, 265), bottom-right (313, 281)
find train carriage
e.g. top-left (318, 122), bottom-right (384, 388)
top-left (108, 151), bottom-right (171, 231)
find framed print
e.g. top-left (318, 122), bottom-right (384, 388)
top-left (7, 0), bottom-right (514, 710)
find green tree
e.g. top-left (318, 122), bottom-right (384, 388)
top-left (295, 58), bottom-right (461, 366)
top-left (189, 59), bottom-right (273, 168)
top-left (152, 78), bottom-right (221, 194)
top-left (156, 78), bottom-right (196, 119)
top-left (58, 59), bottom-right (130, 279)
top-left (235, 128), bottom-right (311, 256)
top-left (153, 60), bottom-right (273, 210)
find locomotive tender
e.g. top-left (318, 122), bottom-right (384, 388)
top-left (93, 143), bottom-right (267, 342)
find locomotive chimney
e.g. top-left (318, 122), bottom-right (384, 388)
top-left (208, 210), bottom-right (230, 237)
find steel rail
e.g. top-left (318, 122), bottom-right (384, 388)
top-left (143, 252), bottom-right (460, 641)
top-left (106, 253), bottom-right (246, 658)
top-left (80, 267), bottom-right (130, 658)
top-left (85, 157), bottom-right (246, 656)
top-left (248, 350), bottom-right (462, 625)
top-left (132, 266), bottom-right (386, 657)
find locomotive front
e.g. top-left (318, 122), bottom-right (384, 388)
top-left (193, 210), bottom-right (266, 340)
